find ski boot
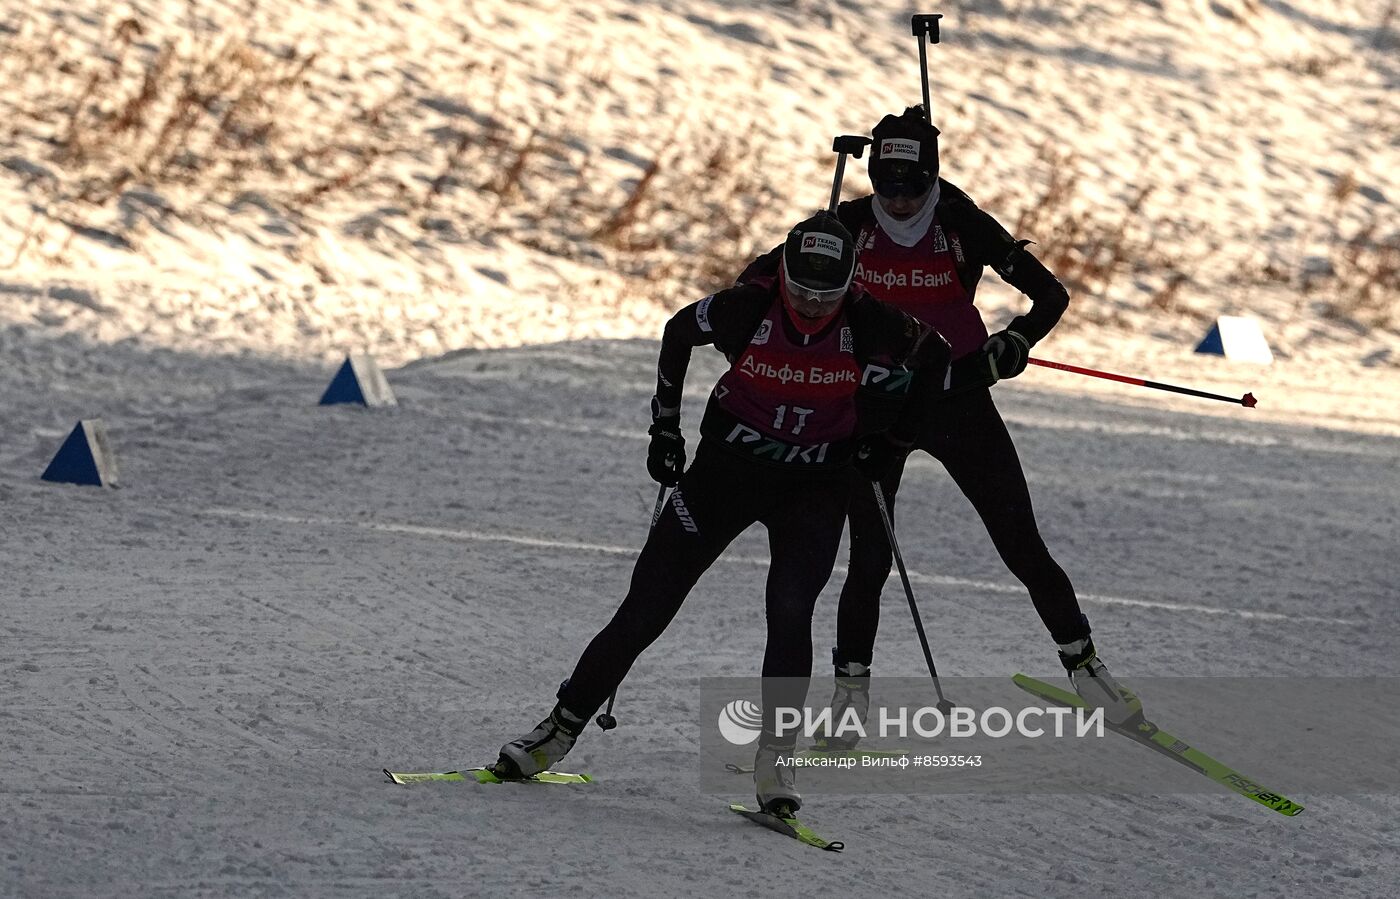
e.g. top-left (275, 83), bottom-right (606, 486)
top-left (753, 737), bottom-right (802, 816)
top-left (494, 702), bottom-right (587, 779)
top-left (1057, 636), bottom-right (1143, 725)
top-left (812, 655), bottom-right (870, 751)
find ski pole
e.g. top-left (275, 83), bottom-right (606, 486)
top-left (1027, 357), bottom-right (1258, 407)
top-left (596, 485), bottom-right (669, 731)
top-left (870, 481), bottom-right (956, 714)
top-left (828, 135), bottom-right (873, 213)
top-left (910, 14), bottom-right (943, 123)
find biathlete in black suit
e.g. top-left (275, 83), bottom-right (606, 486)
top-left (738, 109), bottom-right (1142, 739)
top-left (494, 211), bottom-right (952, 814)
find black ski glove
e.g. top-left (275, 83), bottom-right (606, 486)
top-left (852, 432), bottom-right (913, 482)
top-left (983, 328), bottom-right (1031, 381)
top-left (646, 416), bottom-right (686, 487)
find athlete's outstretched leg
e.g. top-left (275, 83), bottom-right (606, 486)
top-left (498, 452), bottom-right (757, 778)
top-left (759, 476), bottom-right (850, 729)
top-left (753, 475), bottom-right (849, 812)
top-left (926, 389), bottom-right (1138, 722)
top-left (560, 454), bottom-right (755, 719)
top-left (926, 388), bottom-right (1086, 644)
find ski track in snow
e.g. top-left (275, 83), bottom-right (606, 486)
top-left (198, 506), bottom-right (1365, 628)
top-left (3, 339), bottom-right (1399, 897)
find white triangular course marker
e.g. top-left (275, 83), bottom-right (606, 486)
top-left (1195, 315), bottom-right (1274, 364)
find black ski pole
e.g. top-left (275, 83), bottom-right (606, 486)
top-left (828, 134), bottom-right (873, 214)
top-left (911, 14), bottom-right (943, 123)
top-left (870, 481), bottom-right (956, 714)
top-left (596, 485), bottom-right (669, 731)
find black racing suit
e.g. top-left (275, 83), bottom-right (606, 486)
top-left (737, 181), bottom-right (1091, 664)
top-left (557, 280), bottom-right (950, 740)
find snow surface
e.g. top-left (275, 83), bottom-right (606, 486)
top-left (4, 338), bottom-right (1399, 896)
top-left (3, 0), bottom-right (1399, 894)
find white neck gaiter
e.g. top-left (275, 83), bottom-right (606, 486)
top-left (870, 181), bottom-right (942, 247)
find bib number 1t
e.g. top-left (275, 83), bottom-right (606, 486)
top-left (772, 405), bottom-right (814, 435)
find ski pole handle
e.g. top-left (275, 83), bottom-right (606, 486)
top-left (911, 14), bottom-right (942, 40)
top-left (832, 135), bottom-right (874, 157)
top-left (828, 135), bottom-right (872, 213)
top-left (910, 14), bottom-right (942, 123)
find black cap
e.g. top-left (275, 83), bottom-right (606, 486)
top-left (869, 106), bottom-right (940, 188)
top-left (782, 212), bottom-right (856, 291)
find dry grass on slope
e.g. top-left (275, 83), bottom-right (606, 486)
top-left (1, 1), bottom-right (1394, 332)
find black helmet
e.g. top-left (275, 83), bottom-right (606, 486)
top-left (781, 211), bottom-right (856, 316)
top-left (869, 106), bottom-right (940, 198)
top-left (783, 211), bottom-right (856, 290)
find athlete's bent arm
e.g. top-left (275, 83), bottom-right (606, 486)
top-left (655, 286), bottom-right (771, 414)
top-left (953, 199), bottom-right (1071, 346)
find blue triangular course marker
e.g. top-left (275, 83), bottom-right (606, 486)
top-left (318, 353), bottom-right (397, 407)
top-left (41, 419), bottom-right (118, 487)
top-left (319, 358), bottom-right (366, 405)
top-left (1193, 315), bottom-right (1274, 364)
top-left (1194, 323), bottom-right (1225, 356)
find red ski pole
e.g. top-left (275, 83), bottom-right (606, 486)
top-left (1028, 358), bottom-right (1257, 408)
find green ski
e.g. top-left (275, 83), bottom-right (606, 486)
top-left (1012, 673), bottom-right (1303, 817)
top-left (384, 767), bottom-right (593, 785)
top-left (728, 803), bottom-right (844, 852)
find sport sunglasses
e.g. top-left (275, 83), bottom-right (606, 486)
top-left (873, 175), bottom-right (932, 199)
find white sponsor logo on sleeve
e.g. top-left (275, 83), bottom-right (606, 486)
top-left (696, 295), bottom-right (715, 332)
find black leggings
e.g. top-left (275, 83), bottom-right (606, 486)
top-left (836, 386), bottom-right (1088, 667)
top-left (559, 445), bottom-right (849, 739)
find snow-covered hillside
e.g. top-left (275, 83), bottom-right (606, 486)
top-left (0, 0), bottom-right (1396, 374)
